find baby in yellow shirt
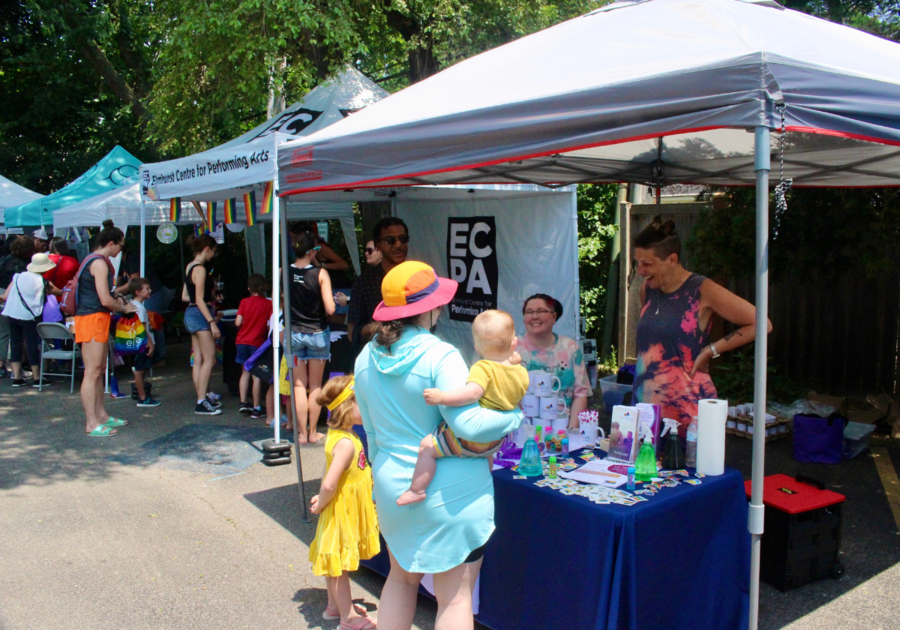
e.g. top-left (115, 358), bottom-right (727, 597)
top-left (397, 309), bottom-right (529, 506)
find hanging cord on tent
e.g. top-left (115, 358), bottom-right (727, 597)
top-left (773, 103), bottom-right (792, 240)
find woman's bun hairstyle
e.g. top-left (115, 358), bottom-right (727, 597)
top-left (633, 215), bottom-right (681, 262)
top-left (102, 220), bottom-right (115, 230)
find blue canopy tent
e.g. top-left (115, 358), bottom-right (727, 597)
top-left (3, 146), bottom-right (141, 228)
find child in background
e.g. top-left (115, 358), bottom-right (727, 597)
top-left (309, 375), bottom-right (379, 629)
top-left (398, 309), bottom-right (529, 506)
top-left (128, 278), bottom-right (161, 407)
top-left (235, 274), bottom-right (272, 418)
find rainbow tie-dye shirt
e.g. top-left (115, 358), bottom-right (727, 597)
top-left (633, 273), bottom-right (717, 436)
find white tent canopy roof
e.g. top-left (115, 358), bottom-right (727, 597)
top-left (53, 180), bottom-right (355, 228)
top-left (142, 67), bottom-right (389, 202)
top-left (278, 0), bottom-right (900, 195)
top-left (0, 174), bottom-right (43, 212)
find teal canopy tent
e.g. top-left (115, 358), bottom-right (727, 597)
top-left (3, 146), bottom-right (141, 228)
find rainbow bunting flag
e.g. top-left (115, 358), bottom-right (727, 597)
top-left (243, 190), bottom-right (257, 227)
top-left (169, 198), bottom-right (181, 222)
top-left (223, 198), bottom-right (236, 224)
top-left (193, 224), bottom-right (203, 238)
top-left (259, 181), bottom-right (274, 215)
top-left (206, 202), bottom-right (217, 228)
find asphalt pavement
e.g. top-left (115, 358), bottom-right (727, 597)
top-left (1, 338), bottom-right (899, 629)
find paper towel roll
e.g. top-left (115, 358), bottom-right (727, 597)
top-left (697, 399), bottom-right (727, 476)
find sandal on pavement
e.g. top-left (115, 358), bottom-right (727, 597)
top-left (103, 417), bottom-right (128, 427)
top-left (87, 425), bottom-right (118, 437)
top-left (324, 604), bottom-right (368, 620)
top-left (339, 617), bottom-right (377, 630)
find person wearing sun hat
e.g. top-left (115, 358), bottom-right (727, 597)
top-left (354, 260), bottom-right (524, 630)
top-left (0, 253), bottom-right (60, 387)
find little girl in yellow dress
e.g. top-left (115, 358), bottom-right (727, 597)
top-left (309, 375), bottom-right (380, 630)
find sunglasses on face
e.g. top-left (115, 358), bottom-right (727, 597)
top-left (364, 248), bottom-right (375, 255)
top-left (380, 235), bottom-right (410, 246)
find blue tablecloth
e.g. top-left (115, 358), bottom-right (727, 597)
top-left (363, 450), bottom-right (750, 630)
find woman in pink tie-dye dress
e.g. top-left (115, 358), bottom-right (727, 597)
top-left (631, 218), bottom-right (772, 437)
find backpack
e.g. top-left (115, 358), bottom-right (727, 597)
top-left (113, 312), bottom-right (149, 355)
top-left (60, 254), bottom-right (114, 317)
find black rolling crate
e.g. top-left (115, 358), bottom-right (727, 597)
top-left (745, 474), bottom-right (845, 591)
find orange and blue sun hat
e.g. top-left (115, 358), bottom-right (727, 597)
top-left (372, 261), bottom-right (459, 321)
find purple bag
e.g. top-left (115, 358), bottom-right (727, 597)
top-left (793, 414), bottom-right (845, 464)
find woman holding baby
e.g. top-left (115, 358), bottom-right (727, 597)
top-left (354, 261), bottom-right (523, 630)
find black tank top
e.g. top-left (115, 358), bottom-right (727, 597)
top-left (184, 263), bottom-right (212, 306)
top-left (76, 256), bottom-right (113, 316)
top-left (289, 265), bottom-right (327, 333)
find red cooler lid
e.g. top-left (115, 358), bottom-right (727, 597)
top-left (744, 473), bottom-right (846, 514)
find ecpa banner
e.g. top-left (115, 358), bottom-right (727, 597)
top-left (447, 216), bottom-right (498, 322)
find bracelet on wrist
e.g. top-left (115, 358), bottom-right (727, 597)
top-left (709, 343), bottom-right (720, 359)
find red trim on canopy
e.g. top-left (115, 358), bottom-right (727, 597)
top-left (279, 124), bottom-right (900, 196)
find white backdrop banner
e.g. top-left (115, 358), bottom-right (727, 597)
top-left (397, 189), bottom-right (577, 364)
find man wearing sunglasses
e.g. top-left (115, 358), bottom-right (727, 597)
top-left (347, 218), bottom-right (409, 360)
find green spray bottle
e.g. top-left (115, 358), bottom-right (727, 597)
top-left (634, 423), bottom-right (658, 482)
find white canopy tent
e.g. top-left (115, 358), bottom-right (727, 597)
top-left (0, 174), bottom-right (43, 227)
top-left (51, 180), bottom-right (359, 276)
top-left (275, 1), bottom-right (900, 627)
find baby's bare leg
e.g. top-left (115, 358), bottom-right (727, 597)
top-left (397, 435), bottom-right (439, 506)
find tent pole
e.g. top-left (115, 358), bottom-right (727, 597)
top-left (280, 198), bottom-right (310, 523)
top-left (749, 125), bottom-right (770, 630)
top-left (140, 200), bottom-right (146, 276)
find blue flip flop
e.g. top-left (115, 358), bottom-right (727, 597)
top-left (87, 425), bottom-right (118, 437)
top-left (103, 417), bottom-right (128, 427)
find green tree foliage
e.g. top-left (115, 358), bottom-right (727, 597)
top-left (688, 186), bottom-right (900, 282)
top-left (0, 0), bottom-right (154, 192)
top-left (577, 184), bottom-right (618, 338)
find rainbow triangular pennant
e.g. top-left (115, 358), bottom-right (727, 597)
top-left (259, 181), bottom-right (274, 215)
top-left (169, 198), bottom-right (181, 222)
top-left (193, 224), bottom-right (203, 238)
top-left (243, 190), bottom-right (257, 227)
top-left (206, 202), bottom-right (217, 228)
top-left (223, 198), bottom-right (236, 224)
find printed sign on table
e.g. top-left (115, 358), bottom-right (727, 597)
top-left (447, 216), bottom-right (497, 323)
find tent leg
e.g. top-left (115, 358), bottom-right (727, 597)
top-left (140, 201), bottom-right (146, 276)
top-left (279, 203), bottom-right (310, 523)
top-left (748, 126), bottom-right (770, 630)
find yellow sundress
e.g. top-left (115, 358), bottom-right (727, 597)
top-left (308, 429), bottom-right (380, 577)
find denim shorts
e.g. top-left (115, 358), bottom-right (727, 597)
top-left (235, 343), bottom-right (258, 365)
top-left (184, 306), bottom-right (211, 335)
top-left (290, 328), bottom-right (331, 361)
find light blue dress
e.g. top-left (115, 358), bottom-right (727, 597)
top-left (355, 326), bottom-right (523, 574)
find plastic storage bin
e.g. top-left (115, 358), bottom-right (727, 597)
top-left (745, 474), bottom-right (845, 591)
top-left (842, 421), bottom-right (876, 460)
top-left (599, 375), bottom-right (631, 413)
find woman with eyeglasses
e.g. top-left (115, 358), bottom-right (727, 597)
top-left (517, 293), bottom-right (592, 428)
top-left (288, 232), bottom-right (337, 443)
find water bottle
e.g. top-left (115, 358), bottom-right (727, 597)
top-left (686, 417), bottom-right (698, 468)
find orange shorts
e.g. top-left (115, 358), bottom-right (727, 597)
top-left (74, 312), bottom-right (112, 344)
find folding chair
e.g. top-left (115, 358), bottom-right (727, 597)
top-left (36, 322), bottom-right (81, 394)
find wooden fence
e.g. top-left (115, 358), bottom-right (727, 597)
top-left (617, 202), bottom-right (900, 396)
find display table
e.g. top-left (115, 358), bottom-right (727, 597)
top-left (363, 451), bottom-right (750, 630)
